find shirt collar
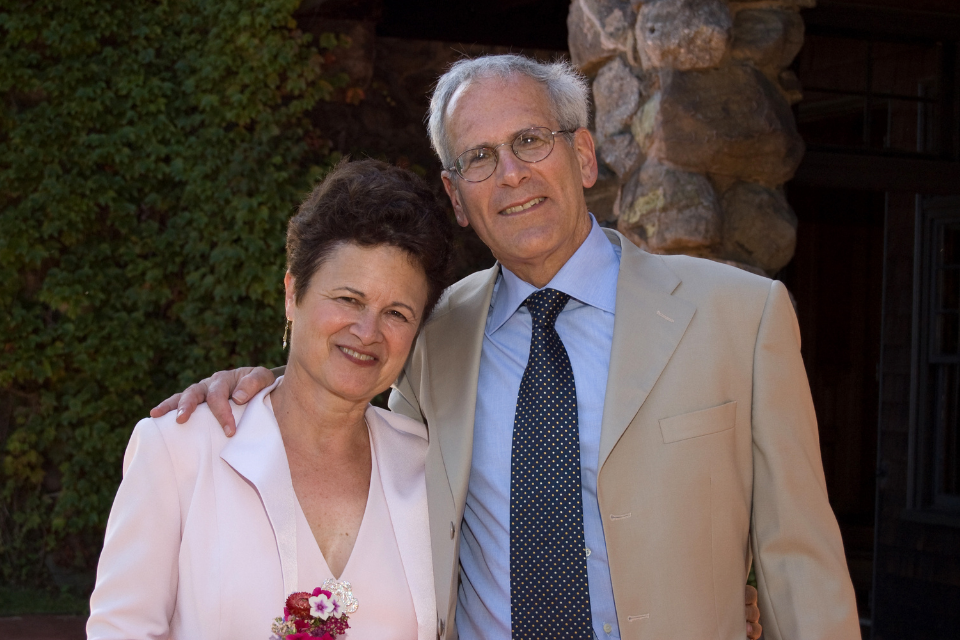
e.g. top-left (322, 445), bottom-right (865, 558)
top-left (487, 215), bottom-right (621, 335)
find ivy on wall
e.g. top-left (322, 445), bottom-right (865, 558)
top-left (0, 0), bottom-right (347, 587)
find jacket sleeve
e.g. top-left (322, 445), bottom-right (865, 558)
top-left (87, 418), bottom-right (181, 640)
top-left (750, 280), bottom-right (861, 639)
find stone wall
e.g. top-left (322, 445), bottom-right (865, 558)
top-left (570, 0), bottom-right (811, 275)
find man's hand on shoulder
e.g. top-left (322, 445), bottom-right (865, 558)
top-left (745, 584), bottom-right (761, 640)
top-left (149, 366), bottom-right (278, 436)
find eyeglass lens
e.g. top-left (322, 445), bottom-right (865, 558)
top-left (455, 127), bottom-right (558, 182)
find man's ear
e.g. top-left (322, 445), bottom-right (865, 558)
top-left (441, 170), bottom-right (470, 228)
top-left (573, 128), bottom-right (599, 189)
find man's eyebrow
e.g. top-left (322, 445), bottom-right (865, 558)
top-left (463, 125), bottom-right (543, 150)
top-left (333, 286), bottom-right (418, 317)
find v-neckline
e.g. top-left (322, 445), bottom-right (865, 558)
top-left (294, 426), bottom-right (377, 581)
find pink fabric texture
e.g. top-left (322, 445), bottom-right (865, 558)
top-left (294, 432), bottom-right (417, 639)
top-left (87, 378), bottom-right (435, 640)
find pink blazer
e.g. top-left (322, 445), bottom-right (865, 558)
top-left (87, 380), bottom-right (436, 640)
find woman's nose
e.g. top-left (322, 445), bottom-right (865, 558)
top-left (352, 309), bottom-right (382, 343)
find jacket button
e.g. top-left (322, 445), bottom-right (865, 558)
top-left (450, 521), bottom-right (456, 539)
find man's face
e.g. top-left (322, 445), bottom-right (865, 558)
top-left (440, 75), bottom-right (598, 285)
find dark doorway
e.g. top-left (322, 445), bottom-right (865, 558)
top-left (789, 2), bottom-right (960, 634)
top-left (780, 185), bottom-right (885, 636)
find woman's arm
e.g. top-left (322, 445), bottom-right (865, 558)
top-left (87, 418), bottom-right (182, 640)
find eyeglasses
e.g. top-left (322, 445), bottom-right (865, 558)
top-left (448, 127), bottom-right (576, 183)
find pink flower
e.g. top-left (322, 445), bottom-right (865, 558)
top-left (311, 588), bottom-right (333, 598)
top-left (284, 634), bottom-right (313, 640)
top-left (308, 592), bottom-right (336, 620)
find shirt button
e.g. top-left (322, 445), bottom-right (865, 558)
top-left (585, 547), bottom-right (591, 557)
top-left (450, 521), bottom-right (456, 539)
top-left (603, 622), bottom-right (613, 634)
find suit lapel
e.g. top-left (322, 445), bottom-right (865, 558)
top-left (219, 378), bottom-right (299, 596)
top-left (598, 231), bottom-right (696, 469)
top-left (367, 407), bottom-right (436, 640)
top-left (424, 264), bottom-right (499, 508)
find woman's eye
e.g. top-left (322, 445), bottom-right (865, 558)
top-left (388, 309), bottom-right (409, 321)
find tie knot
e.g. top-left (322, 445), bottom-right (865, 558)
top-left (523, 288), bottom-right (570, 329)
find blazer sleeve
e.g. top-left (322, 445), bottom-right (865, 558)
top-left (749, 280), bottom-right (861, 639)
top-left (87, 418), bottom-right (181, 640)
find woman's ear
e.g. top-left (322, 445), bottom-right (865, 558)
top-left (283, 271), bottom-right (295, 320)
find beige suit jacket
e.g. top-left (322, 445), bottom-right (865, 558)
top-left (390, 229), bottom-right (860, 640)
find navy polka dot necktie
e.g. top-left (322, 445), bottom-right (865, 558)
top-left (510, 288), bottom-right (593, 639)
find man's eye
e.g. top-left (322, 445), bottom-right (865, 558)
top-left (464, 149), bottom-right (492, 167)
top-left (517, 134), bottom-right (546, 148)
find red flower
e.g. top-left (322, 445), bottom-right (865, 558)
top-left (293, 618), bottom-right (311, 631)
top-left (319, 634), bottom-right (335, 640)
top-left (311, 587), bottom-right (333, 598)
top-left (284, 633), bottom-right (314, 640)
top-left (285, 592), bottom-right (313, 619)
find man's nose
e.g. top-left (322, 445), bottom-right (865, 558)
top-left (495, 147), bottom-right (530, 186)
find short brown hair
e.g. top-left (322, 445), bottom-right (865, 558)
top-left (286, 159), bottom-right (454, 322)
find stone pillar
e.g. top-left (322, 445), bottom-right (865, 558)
top-left (569, 0), bottom-right (811, 275)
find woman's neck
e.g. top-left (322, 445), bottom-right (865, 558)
top-left (269, 363), bottom-right (370, 456)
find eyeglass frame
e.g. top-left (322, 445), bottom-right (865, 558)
top-left (445, 127), bottom-right (578, 183)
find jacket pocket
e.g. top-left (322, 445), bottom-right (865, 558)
top-left (659, 401), bottom-right (737, 444)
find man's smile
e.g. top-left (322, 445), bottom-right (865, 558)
top-left (500, 196), bottom-right (545, 215)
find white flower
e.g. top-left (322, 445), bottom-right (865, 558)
top-left (329, 595), bottom-right (343, 617)
top-left (309, 593), bottom-right (335, 620)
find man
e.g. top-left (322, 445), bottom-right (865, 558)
top-left (158, 55), bottom-right (858, 639)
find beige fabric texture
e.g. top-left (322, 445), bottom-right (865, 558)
top-left (389, 228), bottom-right (860, 640)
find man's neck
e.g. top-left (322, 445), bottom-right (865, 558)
top-left (499, 216), bottom-right (593, 288)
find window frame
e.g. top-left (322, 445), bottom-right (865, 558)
top-left (909, 195), bottom-right (960, 521)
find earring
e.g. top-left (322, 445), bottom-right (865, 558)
top-left (282, 319), bottom-right (292, 349)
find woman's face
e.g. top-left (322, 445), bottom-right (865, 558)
top-left (284, 242), bottom-right (429, 405)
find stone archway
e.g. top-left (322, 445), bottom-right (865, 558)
top-left (570, 0), bottom-right (810, 275)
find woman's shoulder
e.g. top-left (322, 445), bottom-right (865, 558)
top-left (125, 402), bottom-right (246, 476)
top-left (145, 402), bottom-right (239, 446)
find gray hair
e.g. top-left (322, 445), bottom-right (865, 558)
top-left (427, 54), bottom-right (591, 170)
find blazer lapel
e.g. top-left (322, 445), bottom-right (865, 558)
top-left (366, 407), bottom-right (436, 640)
top-left (219, 378), bottom-right (299, 596)
top-left (424, 264), bottom-right (499, 508)
top-left (598, 231), bottom-right (696, 469)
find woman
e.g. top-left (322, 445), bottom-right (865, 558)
top-left (86, 159), bottom-right (454, 640)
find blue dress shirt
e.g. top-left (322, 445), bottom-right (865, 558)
top-left (456, 217), bottom-right (623, 640)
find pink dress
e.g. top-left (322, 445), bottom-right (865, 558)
top-left (294, 433), bottom-right (418, 639)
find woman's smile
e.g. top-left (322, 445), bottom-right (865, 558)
top-left (338, 345), bottom-right (378, 364)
